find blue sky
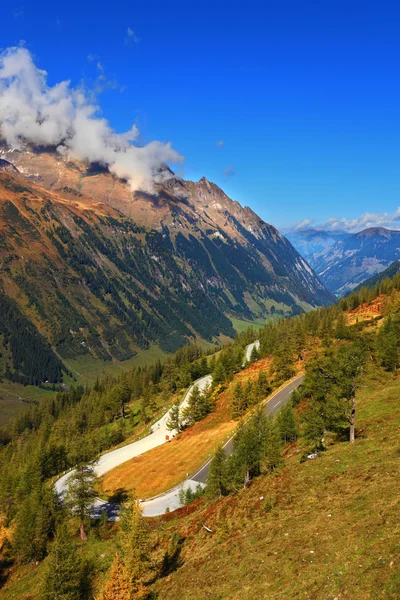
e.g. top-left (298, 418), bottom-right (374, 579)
top-left (2, 0), bottom-right (400, 230)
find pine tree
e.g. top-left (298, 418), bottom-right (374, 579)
top-left (277, 404), bottom-right (298, 443)
top-left (255, 370), bottom-right (270, 401)
top-left (231, 381), bottom-right (246, 418)
top-left (13, 483), bottom-right (57, 564)
top-left (40, 524), bottom-right (82, 600)
top-left (335, 311), bottom-right (348, 339)
top-left (182, 384), bottom-right (212, 424)
top-left (117, 495), bottom-right (151, 598)
top-left (65, 465), bottom-right (97, 541)
top-left (302, 404), bottom-right (325, 447)
top-left (206, 446), bottom-right (228, 498)
top-left (250, 345), bottom-right (260, 362)
top-left (263, 417), bottom-right (283, 472)
top-left (272, 343), bottom-right (296, 382)
top-left (245, 379), bottom-right (256, 407)
top-left (376, 316), bottom-right (400, 371)
top-left (97, 553), bottom-right (132, 600)
top-left (166, 401), bottom-right (181, 433)
top-left (229, 419), bottom-right (262, 487)
top-left (304, 341), bottom-right (368, 444)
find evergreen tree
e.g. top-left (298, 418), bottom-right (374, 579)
top-left (231, 381), bottom-right (246, 418)
top-left (302, 404), bottom-right (325, 447)
top-left (117, 495), bottom-right (151, 598)
top-left (255, 371), bottom-right (270, 401)
top-left (182, 384), bottom-right (212, 425)
top-left (229, 420), bottom-right (262, 487)
top-left (302, 341), bottom-right (368, 444)
top-left (206, 446), bottom-right (228, 498)
top-left (13, 483), bottom-right (58, 564)
top-left (65, 466), bottom-right (97, 541)
top-left (271, 343), bottom-right (296, 382)
top-left (277, 404), bottom-right (298, 443)
top-left (250, 345), bottom-right (260, 362)
top-left (40, 523), bottom-right (82, 600)
top-left (166, 401), bottom-right (181, 433)
top-left (263, 417), bottom-right (283, 472)
top-left (335, 312), bottom-right (348, 339)
top-left (376, 315), bottom-right (400, 371)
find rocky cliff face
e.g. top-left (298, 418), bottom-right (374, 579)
top-left (309, 227), bottom-right (400, 296)
top-left (0, 145), bottom-right (333, 381)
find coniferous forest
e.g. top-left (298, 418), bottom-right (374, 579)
top-left (0, 270), bottom-right (400, 598)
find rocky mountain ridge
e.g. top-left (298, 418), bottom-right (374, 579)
top-left (309, 226), bottom-right (400, 296)
top-left (0, 146), bottom-right (333, 383)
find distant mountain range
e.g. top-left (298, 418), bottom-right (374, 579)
top-left (0, 144), bottom-right (333, 384)
top-left (285, 227), bottom-right (348, 258)
top-left (308, 227), bottom-right (400, 296)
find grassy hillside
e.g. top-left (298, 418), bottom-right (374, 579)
top-left (1, 365), bottom-right (399, 600)
top-left (1, 276), bottom-right (400, 599)
top-left (150, 366), bottom-right (400, 600)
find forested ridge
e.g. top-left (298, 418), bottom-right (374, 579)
top-left (0, 165), bottom-right (334, 386)
top-left (0, 270), bottom-right (399, 598)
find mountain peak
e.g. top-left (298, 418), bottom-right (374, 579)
top-left (310, 226), bottom-right (400, 296)
top-left (356, 226), bottom-right (393, 237)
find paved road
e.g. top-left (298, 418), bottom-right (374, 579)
top-left (243, 339), bottom-right (260, 365)
top-left (140, 373), bottom-right (304, 516)
top-left (54, 374), bottom-right (213, 501)
top-left (55, 342), bottom-right (302, 519)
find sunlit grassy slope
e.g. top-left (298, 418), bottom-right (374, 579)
top-left (99, 357), bottom-right (274, 500)
top-left (1, 366), bottom-right (399, 600)
top-left (152, 367), bottom-right (400, 600)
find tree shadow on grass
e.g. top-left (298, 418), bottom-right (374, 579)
top-left (159, 533), bottom-right (185, 578)
top-left (107, 488), bottom-right (129, 503)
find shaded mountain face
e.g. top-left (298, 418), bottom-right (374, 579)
top-left (351, 258), bottom-right (400, 295)
top-left (286, 228), bottom-right (348, 258)
top-left (0, 146), bottom-right (333, 383)
top-left (309, 227), bottom-right (400, 297)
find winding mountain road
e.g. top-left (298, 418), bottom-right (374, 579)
top-left (140, 373), bottom-right (304, 516)
top-left (243, 339), bottom-right (260, 365)
top-left (55, 341), bottom-right (304, 518)
top-left (54, 374), bottom-right (213, 501)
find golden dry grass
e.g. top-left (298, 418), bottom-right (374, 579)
top-left (99, 359), bottom-right (273, 499)
top-left (346, 295), bottom-right (385, 325)
top-left (99, 387), bottom-right (237, 499)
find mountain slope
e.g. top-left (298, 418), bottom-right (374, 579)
top-left (285, 227), bottom-right (348, 258)
top-left (0, 149), bottom-right (333, 383)
top-left (309, 227), bottom-right (400, 296)
top-left (0, 144), bottom-right (333, 311)
top-left (350, 258), bottom-right (400, 294)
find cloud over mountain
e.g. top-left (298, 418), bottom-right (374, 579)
top-left (0, 46), bottom-right (182, 191)
top-left (290, 208), bottom-right (400, 233)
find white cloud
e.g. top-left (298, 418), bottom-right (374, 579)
top-left (290, 209), bottom-right (400, 233)
top-left (125, 27), bottom-right (140, 45)
top-left (0, 46), bottom-right (183, 192)
top-left (223, 164), bottom-right (235, 176)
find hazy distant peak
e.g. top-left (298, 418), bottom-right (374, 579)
top-left (355, 226), bottom-right (393, 238)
